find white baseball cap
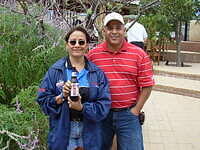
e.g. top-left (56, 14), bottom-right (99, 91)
top-left (104, 12), bottom-right (125, 26)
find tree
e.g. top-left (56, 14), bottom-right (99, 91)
top-left (141, 0), bottom-right (200, 66)
top-left (160, 0), bottom-right (199, 66)
top-left (1, 0), bottom-right (160, 42)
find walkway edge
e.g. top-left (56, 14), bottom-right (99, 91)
top-left (153, 84), bottom-right (200, 99)
top-left (154, 70), bottom-right (200, 81)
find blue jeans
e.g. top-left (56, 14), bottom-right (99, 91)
top-left (101, 109), bottom-right (144, 150)
top-left (67, 121), bottom-right (83, 150)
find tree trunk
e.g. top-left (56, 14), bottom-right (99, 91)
top-left (175, 21), bottom-right (182, 67)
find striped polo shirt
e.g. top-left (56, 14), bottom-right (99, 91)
top-left (87, 41), bottom-right (155, 108)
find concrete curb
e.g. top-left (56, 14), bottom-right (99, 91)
top-left (153, 84), bottom-right (200, 99)
top-left (154, 69), bottom-right (200, 81)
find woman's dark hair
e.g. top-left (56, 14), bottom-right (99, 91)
top-left (65, 26), bottom-right (90, 43)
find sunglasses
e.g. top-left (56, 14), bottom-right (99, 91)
top-left (68, 40), bottom-right (86, 46)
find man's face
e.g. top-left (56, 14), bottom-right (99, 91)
top-left (103, 20), bottom-right (125, 47)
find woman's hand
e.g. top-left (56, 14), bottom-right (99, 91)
top-left (55, 95), bottom-right (64, 104)
top-left (68, 96), bottom-right (83, 111)
top-left (62, 81), bottom-right (71, 98)
top-left (55, 81), bottom-right (71, 104)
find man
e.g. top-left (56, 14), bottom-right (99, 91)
top-left (125, 16), bottom-right (148, 49)
top-left (87, 12), bottom-right (154, 150)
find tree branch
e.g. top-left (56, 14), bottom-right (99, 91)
top-left (0, 129), bottom-right (39, 150)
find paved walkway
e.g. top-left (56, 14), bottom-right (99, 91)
top-left (153, 61), bottom-right (200, 75)
top-left (143, 62), bottom-right (200, 150)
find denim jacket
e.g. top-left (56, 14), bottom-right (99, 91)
top-left (37, 57), bottom-right (111, 150)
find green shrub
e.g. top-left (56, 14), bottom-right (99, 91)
top-left (0, 7), bottom-right (66, 104)
top-left (0, 86), bottom-right (48, 150)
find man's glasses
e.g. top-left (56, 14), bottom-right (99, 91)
top-left (68, 40), bottom-right (86, 46)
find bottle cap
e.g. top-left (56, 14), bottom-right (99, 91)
top-left (72, 71), bottom-right (77, 77)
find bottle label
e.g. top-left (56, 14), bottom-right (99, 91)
top-left (71, 83), bottom-right (79, 96)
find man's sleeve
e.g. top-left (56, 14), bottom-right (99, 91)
top-left (137, 54), bottom-right (155, 87)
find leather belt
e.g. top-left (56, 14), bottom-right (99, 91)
top-left (111, 105), bottom-right (135, 112)
top-left (70, 117), bottom-right (83, 122)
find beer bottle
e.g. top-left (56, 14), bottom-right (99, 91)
top-left (70, 67), bottom-right (79, 101)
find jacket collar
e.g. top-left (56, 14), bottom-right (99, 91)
top-left (65, 56), bottom-right (89, 70)
top-left (52, 56), bottom-right (97, 72)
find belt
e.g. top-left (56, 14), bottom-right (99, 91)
top-left (111, 105), bottom-right (135, 112)
top-left (70, 117), bottom-right (83, 122)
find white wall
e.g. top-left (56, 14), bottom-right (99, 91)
top-left (189, 20), bottom-right (200, 41)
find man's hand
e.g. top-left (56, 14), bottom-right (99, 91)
top-left (130, 107), bottom-right (140, 116)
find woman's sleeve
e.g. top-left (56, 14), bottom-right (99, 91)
top-left (37, 69), bottom-right (62, 117)
top-left (82, 70), bottom-right (111, 122)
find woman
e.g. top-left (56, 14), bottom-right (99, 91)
top-left (37, 26), bottom-right (111, 150)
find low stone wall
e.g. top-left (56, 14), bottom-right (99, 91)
top-left (167, 41), bottom-right (200, 52)
top-left (165, 41), bottom-right (200, 63)
top-left (165, 50), bottom-right (200, 63)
